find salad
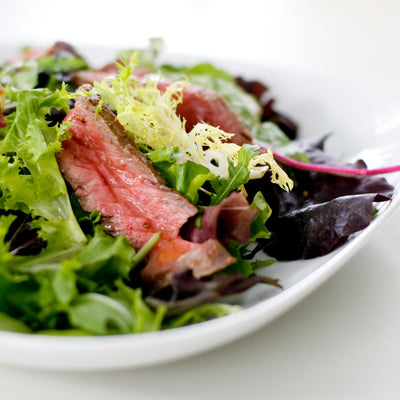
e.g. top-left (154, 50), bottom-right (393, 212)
top-left (0, 41), bottom-right (395, 336)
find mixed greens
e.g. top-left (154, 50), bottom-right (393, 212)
top-left (0, 41), bottom-right (393, 335)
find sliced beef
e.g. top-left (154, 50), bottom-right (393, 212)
top-left (141, 236), bottom-right (235, 291)
top-left (57, 94), bottom-right (235, 290)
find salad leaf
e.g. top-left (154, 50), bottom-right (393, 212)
top-left (184, 191), bottom-right (258, 246)
top-left (0, 45), bottom-right (89, 91)
top-left (244, 136), bottom-right (395, 260)
top-left (249, 191), bottom-right (272, 241)
top-left (0, 88), bottom-right (86, 252)
top-left (0, 60), bottom-right (39, 90)
top-left (71, 227), bottom-right (135, 281)
top-left (210, 144), bottom-right (258, 205)
top-left (220, 191), bottom-right (275, 277)
top-left (0, 311), bottom-right (32, 333)
top-left (37, 55), bottom-right (88, 75)
top-left (0, 214), bottom-right (16, 262)
top-left (147, 146), bottom-right (213, 204)
top-left (0, 226), bottom-right (167, 334)
top-left (182, 191), bottom-right (273, 277)
top-left (263, 193), bottom-right (389, 260)
top-left (164, 303), bottom-right (241, 329)
top-left (221, 192), bottom-right (274, 277)
top-left (112, 281), bottom-right (166, 333)
top-left (68, 292), bottom-right (135, 335)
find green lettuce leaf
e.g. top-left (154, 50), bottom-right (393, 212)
top-left (0, 214), bottom-right (17, 265)
top-left (37, 55), bottom-right (88, 75)
top-left (164, 303), bottom-right (241, 329)
top-left (0, 88), bottom-right (86, 252)
top-left (0, 227), bottom-right (165, 335)
top-left (0, 60), bottom-right (39, 90)
top-left (249, 191), bottom-right (272, 241)
top-left (147, 146), bottom-right (213, 204)
top-left (0, 52), bottom-right (89, 91)
top-left (68, 292), bottom-right (135, 335)
top-left (0, 311), bottom-right (32, 333)
top-left (210, 144), bottom-right (259, 205)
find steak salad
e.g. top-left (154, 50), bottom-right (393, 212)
top-left (0, 41), bottom-right (395, 335)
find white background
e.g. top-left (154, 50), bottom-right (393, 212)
top-left (1, 1), bottom-right (400, 398)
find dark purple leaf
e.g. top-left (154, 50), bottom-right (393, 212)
top-left (244, 135), bottom-right (394, 260)
top-left (182, 191), bottom-right (258, 246)
top-left (263, 193), bottom-right (389, 260)
top-left (298, 136), bottom-right (394, 201)
top-left (1, 210), bottom-right (45, 256)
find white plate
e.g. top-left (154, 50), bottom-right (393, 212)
top-left (1, 47), bottom-right (400, 371)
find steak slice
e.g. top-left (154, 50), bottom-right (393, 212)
top-left (57, 95), bottom-right (235, 290)
top-left (141, 236), bottom-right (236, 290)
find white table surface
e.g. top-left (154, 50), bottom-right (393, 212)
top-left (1, 1), bottom-right (400, 398)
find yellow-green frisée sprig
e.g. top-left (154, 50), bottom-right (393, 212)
top-left (92, 54), bottom-right (293, 198)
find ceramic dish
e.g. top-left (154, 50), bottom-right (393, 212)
top-left (0, 47), bottom-right (399, 370)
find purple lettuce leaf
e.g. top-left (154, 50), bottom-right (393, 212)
top-left (244, 136), bottom-right (394, 260)
top-left (263, 193), bottom-right (389, 260)
top-left (182, 191), bottom-right (258, 246)
top-left (297, 136), bottom-right (394, 202)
